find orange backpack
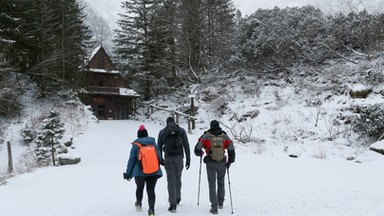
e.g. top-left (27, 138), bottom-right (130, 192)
top-left (133, 142), bottom-right (160, 175)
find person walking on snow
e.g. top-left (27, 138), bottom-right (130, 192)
top-left (124, 125), bottom-right (163, 216)
top-left (194, 120), bottom-right (235, 214)
top-left (158, 117), bottom-right (191, 213)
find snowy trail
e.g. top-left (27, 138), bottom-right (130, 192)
top-left (1, 120), bottom-right (384, 216)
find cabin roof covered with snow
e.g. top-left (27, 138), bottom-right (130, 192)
top-left (87, 46), bottom-right (115, 72)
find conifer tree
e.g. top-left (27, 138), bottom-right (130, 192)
top-left (0, 0), bottom-right (91, 96)
top-left (201, 0), bottom-right (235, 69)
top-left (114, 0), bottom-right (164, 100)
top-left (57, 0), bottom-right (92, 89)
top-left (34, 110), bottom-right (65, 166)
top-left (178, 0), bottom-right (203, 80)
top-left (114, 0), bottom-right (237, 95)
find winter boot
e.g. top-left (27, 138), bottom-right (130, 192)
top-left (168, 204), bottom-right (177, 213)
top-left (210, 207), bottom-right (218, 214)
top-left (135, 201), bottom-right (142, 212)
top-left (176, 198), bottom-right (181, 205)
top-left (218, 200), bottom-right (224, 209)
top-left (148, 208), bottom-right (155, 216)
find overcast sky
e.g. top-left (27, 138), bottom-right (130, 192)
top-left (85, 0), bottom-right (384, 31)
top-left (233, 0), bottom-right (384, 15)
top-left (233, 0), bottom-right (318, 15)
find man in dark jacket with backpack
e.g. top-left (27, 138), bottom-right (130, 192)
top-left (158, 117), bottom-right (191, 213)
top-left (194, 120), bottom-right (235, 214)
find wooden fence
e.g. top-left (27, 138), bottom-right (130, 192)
top-left (137, 100), bottom-right (197, 132)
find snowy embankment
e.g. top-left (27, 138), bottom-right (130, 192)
top-left (1, 120), bottom-right (384, 216)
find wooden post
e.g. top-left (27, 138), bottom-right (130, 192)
top-left (175, 113), bottom-right (179, 124)
top-left (189, 94), bottom-right (196, 130)
top-left (51, 139), bottom-right (56, 166)
top-left (7, 141), bottom-right (13, 174)
top-left (191, 97), bottom-right (195, 116)
top-left (192, 117), bottom-right (196, 130)
top-left (187, 119), bottom-right (191, 132)
top-left (133, 100), bottom-right (137, 113)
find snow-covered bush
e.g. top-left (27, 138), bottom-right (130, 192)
top-left (199, 87), bottom-right (229, 117)
top-left (241, 84), bottom-right (260, 97)
top-left (21, 128), bottom-right (37, 146)
top-left (15, 148), bottom-right (38, 174)
top-left (358, 62), bottom-right (384, 86)
top-left (21, 110), bottom-right (66, 166)
top-left (353, 103), bottom-right (384, 141)
top-left (349, 83), bottom-right (373, 99)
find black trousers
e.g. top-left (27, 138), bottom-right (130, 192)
top-left (135, 176), bottom-right (158, 209)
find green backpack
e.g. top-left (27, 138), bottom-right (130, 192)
top-left (209, 133), bottom-right (225, 162)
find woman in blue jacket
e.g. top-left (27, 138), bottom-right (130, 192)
top-left (125, 125), bottom-right (163, 216)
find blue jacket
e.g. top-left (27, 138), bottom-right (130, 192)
top-left (125, 136), bottom-right (163, 178)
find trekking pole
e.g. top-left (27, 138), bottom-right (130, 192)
top-left (227, 167), bottom-right (234, 214)
top-left (197, 155), bottom-right (202, 205)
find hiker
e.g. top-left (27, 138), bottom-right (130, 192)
top-left (124, 125), bottom-right (163, 216)
top-left (158, 117), bottom-right (191, 212)
top-left (194, 120), bottom-right (235, 214)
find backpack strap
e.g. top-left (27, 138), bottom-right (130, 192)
top-left (132, 142), bottom-right (142, 160)
top-left (132, 142), bottom-right (142, 147)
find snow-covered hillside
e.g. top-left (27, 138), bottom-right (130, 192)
top-left (177, 56), bottom-right (384, 162)
top-left (0, 77), bottom-right (94, 179)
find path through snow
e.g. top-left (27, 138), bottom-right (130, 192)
top-left (1, 120), bottom-right (384, 216)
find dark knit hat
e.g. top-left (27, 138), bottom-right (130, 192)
top-left (137, 124), bottom-right (148, 138)
top-left (210, 120), bottom-right (220, 130)
top-left (166, 117), bottom-right (175, 124)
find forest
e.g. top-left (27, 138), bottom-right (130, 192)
top-left (1, 0), bottom-right (384, 114)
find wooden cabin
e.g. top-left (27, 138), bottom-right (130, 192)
top-left (80, 46), bottom-right (139, 120)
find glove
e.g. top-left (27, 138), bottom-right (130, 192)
top-left (195, 149), bottom-right (203, 156)
top-left (123, 172), bottom-right (131, 181)
top-left (160, 159), bottom-right (165, 166)
top-left (225, 161), bottom-right (231, 169)
top-left (185, 160), bottom-right (190, 170)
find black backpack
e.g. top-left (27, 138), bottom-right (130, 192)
top-left (164, 124), bottom-right (183, 155)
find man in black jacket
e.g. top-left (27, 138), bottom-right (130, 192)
top-left (158, 117), bottom-right (191, 213)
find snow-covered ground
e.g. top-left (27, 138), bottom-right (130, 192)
top-left (1, 119), bottom-right (384, 216)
